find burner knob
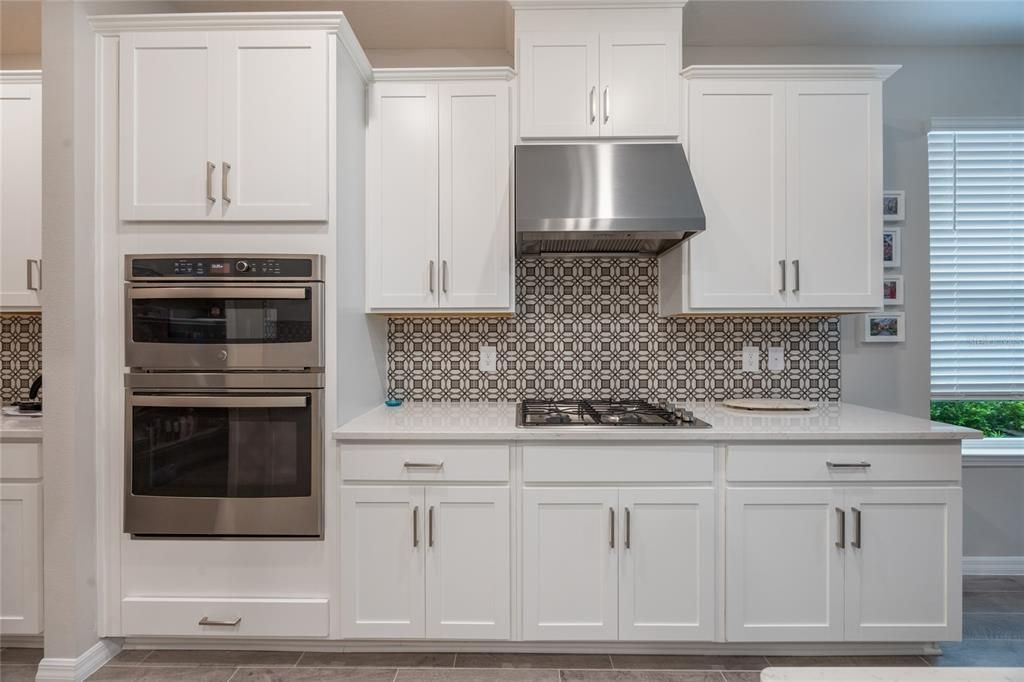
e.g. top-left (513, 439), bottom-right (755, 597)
top-left (235, 260), bottom-right (250, 273)
top-left (677, 409), bottom-right (695, 423)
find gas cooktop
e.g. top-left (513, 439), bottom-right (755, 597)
top-left (517, 399), bottom-right (712, 428)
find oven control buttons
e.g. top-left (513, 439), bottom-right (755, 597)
top-left (235, 260), bottom-right (250, 273)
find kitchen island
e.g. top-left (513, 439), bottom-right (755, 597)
top-left (333, 401), bottom-right (979, 652)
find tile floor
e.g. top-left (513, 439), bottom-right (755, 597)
top-left (0, 576), bottom-right (1020, 681)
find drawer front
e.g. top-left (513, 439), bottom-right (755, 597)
top-left (0, 441), bottom-right (42, 479)
top-left (523, 444), bottom-right (714, 483)
top-left (726, 443), bottom-right (961, 483)
top-left (122, 597), bottom-right (329, 637)
top-left (341, 443), bottom-right (510, 482)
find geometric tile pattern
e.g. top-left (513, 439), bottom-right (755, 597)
top-left (0, 313), bottom-right (42, 404)
top-left (389, 257), bottom-right (841, 402)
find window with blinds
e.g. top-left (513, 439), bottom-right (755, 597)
top-left (928, 129), bottom-right (1024, 400)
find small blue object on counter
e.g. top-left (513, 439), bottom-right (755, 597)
top-left (385, 398), bottom-right (403, 407)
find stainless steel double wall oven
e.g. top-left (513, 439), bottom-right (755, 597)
top-left (124, 255), bottom-right (325, 538)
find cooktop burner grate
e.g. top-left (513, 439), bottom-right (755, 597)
top-left (518, 399), bottom-right (712, 428)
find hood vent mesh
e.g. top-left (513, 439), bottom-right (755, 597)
top-left (519, 238), bottom-right (672, 256)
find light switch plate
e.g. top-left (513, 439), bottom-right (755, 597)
top-left (479, 345), bottom-right (497, 373)
top-left (768, 346), bottom-right (785, 372)
top-left (741, 345), bottom-right (760, 373)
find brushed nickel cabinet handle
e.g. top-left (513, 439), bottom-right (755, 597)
top-left (779, 259), bottom-right (786, 294)
top-left (403, 461), bottom-right (444, 469)
top-left (26, 259), bottom-right (41, 291)
top-left (603, 87), bottom-right (610, 124)
top-left (852, 507), bottom-right (862, 549)
top-left (413, 505), bottom-right (419, 547)
top-left (792, 259), bottom-right (800, 293)
top-left (428, 506), bottom-right (435, 547)
top-left (827, 461), bottom-right (871, 469)
top-left (442, 260), bottom-right (449, 294)
top-left (428, 260), bottom-right (435, 294)
top-left (199, 616), bottom-right (240, 627)
top-left (589, 86), bottom-right (596, 124)
top-left (625, 506), bottom-right (631, 550)
top-left (609, 507), bottom-right (615, 549)
top-left (206, 162), bottom-right (216, 204)
top-left (835, 507), bottom-right (846, 549)
top-left (222, 162), bottom-right (231, 205)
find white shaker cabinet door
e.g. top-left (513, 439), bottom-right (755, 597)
top-left (340, 486), bottom-right (425, 639)
top-left (119, 31), bottom-right (221, 221)
top-left (220, 30), bottom-right (328, 221)
top-left (687, 81), bottom-right (788, 309)
top-left (785, 80), bottom-right (882, 309)
top-left (522, 487), bottom-right (619, 641)
top-left (424, 486), bottom-right (510, 640)
top-left (598, 32), bottom-right (679, 138)
top-left (619, 488), bottom-right (715, 641)
top-left (518, 32), bottom-right (599, 139)
top-left (0, 78), bottom-right (41, 310)
top-left (844, 487), bottom-right (962, 642)
top-left (0, 482), bottom-right (43, 634)
top-left (366, 82), bottom-right (440, 310)
top-left (725, 487), bottom-right (845, 641)
top-left (438, 82), bottom-right (511, 310)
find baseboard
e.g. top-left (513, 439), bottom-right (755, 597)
top-left (964, 556), bottom-right (1024, 575)
top-left (35, 638), bottom-right (122, 682)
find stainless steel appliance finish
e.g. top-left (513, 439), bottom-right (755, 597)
top-left (514, 144), bottom-right (706, 256)
top-left (124, 372), bottom-right (324, 537)
top-left (125, 254), bottom-right (324, 371)
top-left (517, 399), bottom-right (713, 428)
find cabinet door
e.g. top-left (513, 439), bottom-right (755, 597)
top-left (687, 81), bottom-right (788, 309)
top-left (339, 486), bottom-right (425, 638)
top-left (425, 487), bottom-right (510, 640)
top-left (725, 487), bottom-right (844, 641)
top-left (845, 487), bottom-right (961, 641)
top-left (119, 31), bottom-right (221, 221)
top-left (0, 80), bottom-right (41, 310)
top-left (619, 488), bottom-right (715, 641)
top-left (0, 482), bottom-right (43, 634)
top-left (366, 82), bottom-right (439, 310)
top-left (518, 32), bottom-right (599, 139)
top-left (523, 488), bottom-right (618, 640)
top-left (598, 32), bottom-right (679, 138)
top-left (438, 82), bottom-right (511, 310)
top-left (221, 31), bottom-right (328, 221)
top-left (786, 81), bottom-right (882, 309)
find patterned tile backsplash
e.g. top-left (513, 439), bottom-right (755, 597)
top-left (0, 313), bottom-right (42, 404)
top-left (389, 257), bottom-right (841, 402)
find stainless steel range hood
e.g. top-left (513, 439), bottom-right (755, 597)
top-left (515, 143), bottom-right (705, 256)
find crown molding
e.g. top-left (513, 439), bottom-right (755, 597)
top-left (681, 64), bottom-right (902, 81)
top-left (0, 70), bottom-right (42, 84)
top-left (372, 67), bottom-right (516, 82)
top-left (511, 0), bottom-right (685, 9)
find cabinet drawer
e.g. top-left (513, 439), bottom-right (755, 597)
top-left (726, 444), bottom-right (961, 483)
top-left (0, 441), bottom-right (42, 479)
top-left (523, 444), bottom-right (713, 483)
top-left (122, 596), bottom-right (328, 637)
top-left (341, 443), bottom-right (510, 482)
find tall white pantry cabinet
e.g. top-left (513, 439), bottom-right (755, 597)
top-left (659, 65), bottom-right (900, 314)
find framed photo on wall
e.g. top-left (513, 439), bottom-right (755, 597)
top-left (883, 227), bottom-right (902, 268)
top-left (883, 274), bottom-right (904, 306)
top-left (863, 311), bottom-right (906, 343)
top-left (883, 190), bottom-right (905, 222)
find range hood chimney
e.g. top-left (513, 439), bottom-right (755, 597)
top-left (515, 143), bottom-right (706, 256)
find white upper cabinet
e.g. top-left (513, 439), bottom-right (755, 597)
top-left (516, 8), bottom-right (682, 140)
top-left (119, 29), bottom-right (329, 222)
top-left (0, 72), bottom-right (42, 310)
top-left (366, 73), bottom-right (512, 313)
top-left (660, 65), bottom-right (898, 314)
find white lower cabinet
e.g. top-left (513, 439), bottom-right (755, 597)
top-left (726, 485), bottom-right (961, 642)
top-left (0, 481), bottom-right (43, 635)
top-left (340, 485), bottom-right (510, 640)
top-left (523, 486), bottom-right (715, 641)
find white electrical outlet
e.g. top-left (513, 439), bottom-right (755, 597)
top-left (741, 345), bottom-right (760, 373)
top-left (479, 345), bottom-right (497, 373)
top-left (768, 346), bottom-right (785, 372)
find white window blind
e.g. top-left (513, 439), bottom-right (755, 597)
top-left (929, 129), bottom-right (1024, 399)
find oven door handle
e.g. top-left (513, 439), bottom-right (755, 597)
top-left (129, 287), bottom-right (308, 300)
top-left (131, 395), bottom-right (308, 408)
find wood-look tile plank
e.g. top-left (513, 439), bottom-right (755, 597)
top-left (297, 653), bottom-right (455, 668)
top-left (927, 640), bottom-right (1024, 667)
top-left (0, 648), bottom-right (43, 664)
top-left (397, 670), bottom-right (559, 682)
top-left (964, 591), bottom-right (1024, 613)
top-left (457, 654), bottom-right (611, 670)
top-left (230, 668), bottom-right (398, 681)
top-left (0, 664), bottom-right (40, 682)
top-left (963, 613), bottom-right (1024, 639)
top-left (140, 651), bottom-right (301, 667)
top-left (560, 672), bottom-right (725, 682)
top-left (611, 656), bottom-right (767, 671)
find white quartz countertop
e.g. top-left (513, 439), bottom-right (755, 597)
top-left (0, 413), bottom-right (43, 441)
top-left (333, 401), bottom-right (981, 442)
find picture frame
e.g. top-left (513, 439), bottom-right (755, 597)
top-left (863, 311), bottom-right (905, 343)
top-left (883, 274), bottom-right (904, 306)
top-left (883, 190), bottom-right (905, 222)
top-left (883, 227), bottom-right (901, 268)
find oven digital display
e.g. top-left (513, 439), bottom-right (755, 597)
top-left (207, 261), bottom-right (231, 274)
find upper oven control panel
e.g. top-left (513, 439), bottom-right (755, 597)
top-left (127, 255), bottom-right (324, 281)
